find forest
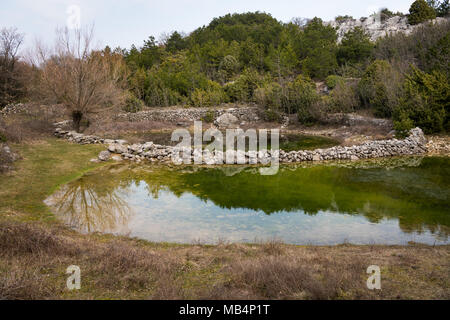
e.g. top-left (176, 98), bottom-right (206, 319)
top-left (1, 0), bottom-right (449, 135)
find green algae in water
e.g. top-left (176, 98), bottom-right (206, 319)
top-left (45, 156), bottom-right (450, 245)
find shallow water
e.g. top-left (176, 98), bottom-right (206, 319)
top-left (46, 156), bottom-right (450, 245)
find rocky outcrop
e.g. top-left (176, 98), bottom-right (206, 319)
top-left (55, 127), bottom-right (428, 164)
top-left (326, 15), bottom-right (449, 42)
top-left (115, 106), bottom-right (262, 124)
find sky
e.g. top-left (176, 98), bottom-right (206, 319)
top-left (1, 0), bottom-right (414, 51)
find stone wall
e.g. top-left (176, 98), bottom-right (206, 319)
top-left (54, 127), bottom-right (428, 164)
top-left (115, 106), bottom-right (263, 124)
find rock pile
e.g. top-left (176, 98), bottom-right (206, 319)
top-left (54, 128), bottom-right (127, 145)
top-left (54, 126), bottom-right (428, 164)
top-left (426, 136), bottom-right (450, 155)
top-left (0, 103), bottom-right (30, 117)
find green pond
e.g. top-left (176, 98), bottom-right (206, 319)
top-left (45, 156), bottom-right (450, 245)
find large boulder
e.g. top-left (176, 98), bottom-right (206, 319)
top-left (108, 143), bottom-right (128, 154)
top-left (214, 113), bottom-right (239, 128)
top-left (98, 150), bottom-right (111, 161)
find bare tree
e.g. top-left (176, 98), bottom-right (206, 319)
top-left (0, 27), bottom-right (25, 107)
top-left (32, 26), bottom-right (126, 132)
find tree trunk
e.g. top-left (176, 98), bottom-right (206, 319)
top-left (72, 111), bottom-right (83, 132)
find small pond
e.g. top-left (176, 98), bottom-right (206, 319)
top-left (45, 156), bottom-right (450, 245)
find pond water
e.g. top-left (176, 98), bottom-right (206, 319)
top-left (45, 156), bottom-right (450, 245)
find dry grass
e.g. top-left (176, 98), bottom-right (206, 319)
top-left (84, 118), bottom-right (178, 144)
top-left (0, 111), bottom-right (55, 143)
top-left (0, 220), bottom-right (448, 300)
top-left (0, 220), bottom-right (183, 299)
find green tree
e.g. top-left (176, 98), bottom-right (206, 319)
top-left (358, 60), bottom-right (403, 118)
top-left (394, 67), bottom-right (449, 134)
top-left (427, 0), bottom-right (449, 17)
top-left (299, 18), bottom-right (338, 79)
top-left (408, 0), bottom-right (436, 25)
top-left (165, 31), bottom-right (187, 53)
top-left (337, 27), bottom-right (374, 65)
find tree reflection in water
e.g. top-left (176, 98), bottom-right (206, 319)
top-left (46, 172), bottom-right (133, 233)
top-left (45, 157), bottom-right (450, 241)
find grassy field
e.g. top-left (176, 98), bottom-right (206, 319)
top-left (0, 138), bottom-right (449, 299)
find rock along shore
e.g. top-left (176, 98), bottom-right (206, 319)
top-left (54, 126), bottom-right (428, 164)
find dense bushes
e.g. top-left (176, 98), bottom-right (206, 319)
top-left (122, 93), bottom-right (144, 113)
top-left (0, 28), bottom-right (29, 108)
top-left (191, 80), bottom-right (227, 107)
top-left (299, 18), bottom-right (338, 79)
top-left (358, 60), bottom-right (403, 118)
top-left (253, 75), bottom-right (319, 124)
top-left (125, 13), bottom-right (342, 109)
top-left (337, 27), bottom-right (373, 65)
top-left (393, 67), bottom-right (449, 134)
top-left (328, 79), bottom-right (359, 113)
top-left (1, 10), bottom-right (448, 135)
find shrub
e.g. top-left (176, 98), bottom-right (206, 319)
top-left (254, 82), bottom-right (283, 110)
top-left (264, 108), bottom-right (284, 122)
top-left (358, 60), bottom-right (403, 117)
top-left (300, 18), bottom-right (338, 79)
top-left (408, 0), bottom-right (436, 25)
top-left (122, 93), bottom-right (144, 113)
top-left (254, 75), bottom-right (319, 123)
top-left (286, 75), bottom-right (320, 124)
top-left (337, 27), bottom-right (374, 65)
top-left (325, 75), bottom-right (344, 90)
top-left (201, 109), bottom-right (216, 123)
top-left (329, 79), bottom-right (360, 112)
top-left (224, 68), bottom-right (262, 102)
top-left (335, 15), bottom-right (354, 23)
top-left (393, 112), bottom-right (415, 137)
top-left (374, 19), bottom-right (450, 76)
top-left (191, 80), bottom-right (227, 107)
top-left (427, 0), bottom-right (449, 17)
top-left (393, 67), bottom-right (449, 134)
top-left (218, 55), bottom-right (239, 81)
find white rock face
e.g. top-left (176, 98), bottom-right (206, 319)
top-left (326, 16), bottom-right (449, 43)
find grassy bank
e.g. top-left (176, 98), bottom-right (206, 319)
top-left (0, 138), bottom-right (449, 299)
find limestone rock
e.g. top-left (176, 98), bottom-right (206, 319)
top-left (214, 113), bottom-right (239, 128)
top-left (98, 150), bottom-right (111, 161)
top-left (108, 143), bottom-right (128, 154)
